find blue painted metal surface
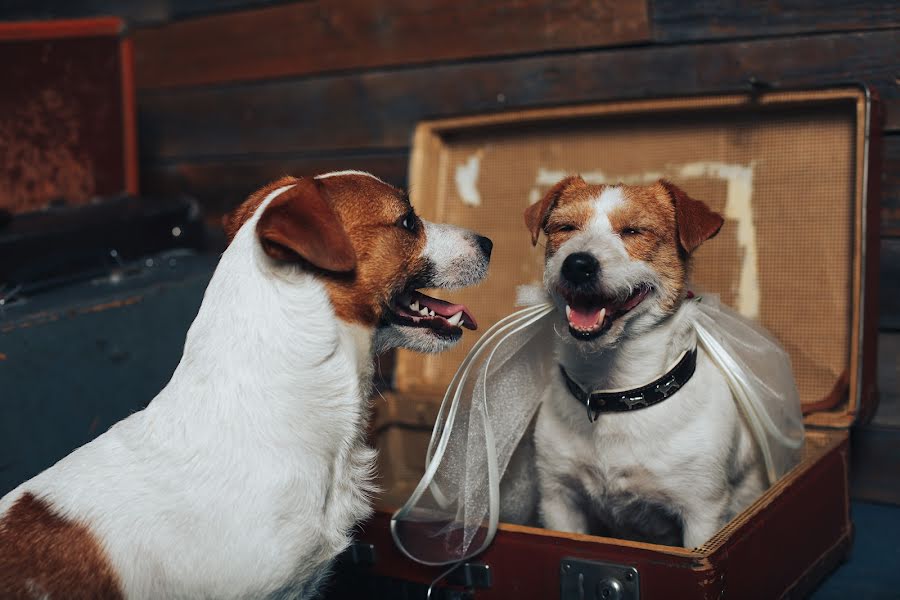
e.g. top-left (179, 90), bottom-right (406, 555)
top-left (0, 251), bottom-right (217, 495)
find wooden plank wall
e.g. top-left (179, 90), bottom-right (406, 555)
top-left (5, 0), bottom-right (900, 497)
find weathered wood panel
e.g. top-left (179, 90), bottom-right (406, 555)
top-left (136, 29), bottom-right (900, 162)
top-left (884, 134), bottom-right (900, 236)
top-left (651, 0), bottom-right (900, 42)
top-left (132, 0), bottom-right (651, 89)
top-left (0, 0), bottom-right (292, 27)
top-left (881, 237), bottom-right (900, 331)
top-left (141, 151), bottom-right (408, 217)
top-left (874, 333), bottom-right (900, 428)
top-left (850, 424), bottom-right (900, 504)
top-left (139, 133), bottom-right (898, 237)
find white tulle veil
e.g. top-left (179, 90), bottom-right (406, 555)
top-left (391, 288), bottom-right (805, 566)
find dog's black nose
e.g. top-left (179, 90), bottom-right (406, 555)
top-left (561, 252), bottom-right (599, 285)
top-left (475, 235), bottom-right (493, 258)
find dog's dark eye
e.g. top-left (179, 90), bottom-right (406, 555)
top-left (553, 224), bottom-right (578, 233)
top-left (399, 211), bottom-right (418, 232)
top-left (621, 227), bottom-right (642, 236)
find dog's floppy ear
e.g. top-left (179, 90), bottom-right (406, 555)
top-left (660, 180), bottom-right (724, 254)
top-left (524, 175), bottom-right (586, 246)
top-left (255, 178), bottom-right (356, 272)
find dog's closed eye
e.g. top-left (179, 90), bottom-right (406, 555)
top-left (549, 223), bottom-right (579, 234)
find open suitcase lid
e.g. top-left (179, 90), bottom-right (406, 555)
top-left (395, 87), bottom-right (881, 429)
top-left (0, 17), bottom-right (138, 215)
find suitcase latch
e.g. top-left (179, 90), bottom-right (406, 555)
top-left (561, 557), bottom-right (639, 600)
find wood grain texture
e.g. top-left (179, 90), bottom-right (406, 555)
top-left (140, 136), bottom-right (898, 239)
top-left (850, 425), bottom-right (900, 504)
top-left (651, 0), bottom-right (900, 42)
top-left (136, 29), bottom-right (900, 162)
top-left (881, 237), bottom-right (900, 331)
top-left (884, 135), bottom-right (900, 236)
top-left (141, 152), bottom-right (408, 218)
top-left (0, 17), bottom-right (123, 39)
top-left (132, 0), bottom-right (651, 89)
top-left (874, 333), bottom-right (900, 428)
top-left (0, 0), bottom-right (292, 27)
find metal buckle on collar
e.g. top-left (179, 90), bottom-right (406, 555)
top-left (586, 394), bottom-right (598, 422)
top-left (586, 393), bottom-right (609, 422)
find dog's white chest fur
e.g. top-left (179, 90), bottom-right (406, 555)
top-left (0, 222), bottom-right (376, 599)
top-left (535, 304), bottom-right (766, 548)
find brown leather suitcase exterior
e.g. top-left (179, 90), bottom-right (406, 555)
top-left (328, 87), bottom-right (882, 600)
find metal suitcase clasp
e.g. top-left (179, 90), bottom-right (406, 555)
top-left (561, 557), bottom-right (639, 600)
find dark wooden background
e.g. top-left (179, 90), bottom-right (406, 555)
top-left (4, 0), bottom-right (899, 500)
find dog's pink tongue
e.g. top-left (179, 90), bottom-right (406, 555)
top-left (568, 306), bottom-right (603, 329)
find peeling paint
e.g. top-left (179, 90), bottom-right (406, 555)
top-left (455, 151), bottom-right (483, 207)
top-left (535, 166), bottom-right (666, 187)
top-left (530, 161), bottom-right (759, 318)
top-left (1, 296), bottom-right (144, 333)
top-left (677, 162), bottom-right (758, 319)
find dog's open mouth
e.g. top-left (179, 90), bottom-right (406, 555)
top-left (389, 290), bottom-right (477, 338)
top-left (563, 285), bottom-right (651, 340)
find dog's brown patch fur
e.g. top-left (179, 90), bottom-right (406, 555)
top-left (610, 182), bottom-right (687, 312)
top-left (543, 191), bottom-right (596, 256)
top-left (0, 493), bottom-right (123, 599)
top-left (222, 176), bottom-right (300, 242)
top-left (316, 175), bottom-right (428, 326)
top-left (224, 174), bottom-right (429, 327)
top-left (535, 179), bottom-right (722, 314)
top-left (526, 175), bottom-right (588, 248)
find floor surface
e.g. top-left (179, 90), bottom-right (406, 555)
top-left (811, 501), bottom-right (900, 599)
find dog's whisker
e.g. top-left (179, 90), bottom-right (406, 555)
top-left (374, 359), bottom-right (390, 403)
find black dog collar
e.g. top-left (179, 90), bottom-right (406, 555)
top-left (560, 347), bottom-right (698, 423)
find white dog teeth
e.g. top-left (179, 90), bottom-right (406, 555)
top-left (447, 311), bottom-right (463, 326)
top-left (597, 308), bottom-right (606, 325)
top-left (419, 307), bottom-right (430, 316)
top-left (429, 310), bottom-right (436, 317)
top-left (565, 305), bottom-right (572, 319)
top-left (410, 300), bottom-right (420, 311)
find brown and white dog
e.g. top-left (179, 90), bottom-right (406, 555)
top-left (520, 176), bottom-right (768, 548)
top-left (0, 171), bottom-right (491, 598)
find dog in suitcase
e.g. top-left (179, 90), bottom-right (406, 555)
top-left (0, 172), bottom-right (491, 598)
top-left (521, 176), bottom-right (792, 548)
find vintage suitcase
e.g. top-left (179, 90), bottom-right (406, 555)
top-left (0, 17), bottom-right (216, 496)
top-left (0, 252), bottom-right (217, 496)
top-left (0, 193), bottom-right (207, 295)
top-left (0, 17), bottom-right (138, 215)
top-left (327, 87), bottom-right (882, 599)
